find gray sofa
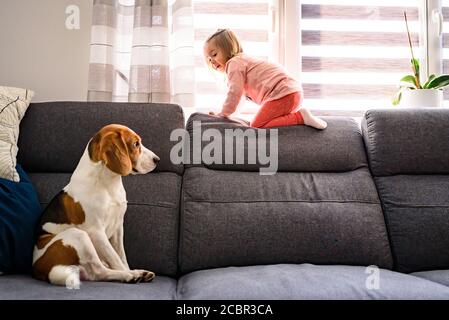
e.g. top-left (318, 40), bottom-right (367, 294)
top-left (0, 102), bottom-right (448, 300)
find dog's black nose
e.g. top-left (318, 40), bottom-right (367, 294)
top-left (153, 156), bottom-right (160, 164)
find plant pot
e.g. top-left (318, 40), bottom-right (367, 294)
top-left (400, 89), bottom-right (443, 108)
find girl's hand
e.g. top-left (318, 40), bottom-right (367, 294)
top-left (209, 111), bottom-right (229, 117)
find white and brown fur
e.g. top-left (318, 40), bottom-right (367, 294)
top-left (32, 124), bottom-right (160, 285)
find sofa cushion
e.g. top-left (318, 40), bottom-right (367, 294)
top-left (179, 167), bottom-right (392, 274)
top-left (411, 270), bottom-right (449, 287)
top-left (184, 113), bottom-right (367, 172)
top-left (375, 175), bottom-right (449, 273)
top-left (362, 108), bottom-right (449, 176)
top-left (177, 264), bottom-right (449, 300)
top-left (17, 102), bottom-right (184, 175)
top-left (0, 274), bottom-right (176, 300)
top-left (29, 172), bottom-right (181, 277)
top-left (0, 86), bottom-right (34, 182)
top-left (0, 165), bottom-right (41, 273)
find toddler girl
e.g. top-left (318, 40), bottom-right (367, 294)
top-left (204, 29), bottom-right (327, 129)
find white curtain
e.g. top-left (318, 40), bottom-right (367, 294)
top-left (87, 0), bottom-right (194, 108)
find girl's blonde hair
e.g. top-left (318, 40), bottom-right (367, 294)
top-left (204, 29), bottom-right (243, 69)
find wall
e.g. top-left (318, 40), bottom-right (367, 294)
top-left (0, 0), bottom-right (92, 102)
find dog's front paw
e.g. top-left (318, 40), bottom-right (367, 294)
top-left (140, 270), bottom-right (155, 282)
top-left (128, 270), bottom-right (155, 283)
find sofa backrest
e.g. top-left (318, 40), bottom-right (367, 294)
top-left (362, 108), bottom-right (449, 176)
top-left (179, 113), bottom-right (393, 274)
top-left (184, 113), bottom-right (368, 172)
top-left (18, 101), bottom-right (184, 175)
top-left (17, 102), bottom-right (185, 277)
top-left (362, 108), bottom-right (449, 273)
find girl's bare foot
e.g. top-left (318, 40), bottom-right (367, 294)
top-left (299, 108), bottom-right (327, 129)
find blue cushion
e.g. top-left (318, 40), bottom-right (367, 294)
top-left (0, 165), bottom-right (42, 273)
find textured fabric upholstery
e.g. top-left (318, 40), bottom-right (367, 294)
top-left (179, 167), bottom-right (392, 274)
top-left (4, 103), bottom-right (447, 300)
top-left (17, 102), bottom-right (185, 175)
top-left (362, 108), bottom-right (449, 273)
top-left (0, 274), bottom-right (176, 300)
top-left (177, 264), bottom-right (449, 300)
top-left (412, 270), bottom-right (449, 287)
top-left (185, 113), bottom-right (367, 172)
top-left (375, 175), bottom-right (449, 272)
top-left (0, 165), bottom-right (41, 273)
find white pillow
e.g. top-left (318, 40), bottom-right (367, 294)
top-left (0, 86), bottom-right (34, 182)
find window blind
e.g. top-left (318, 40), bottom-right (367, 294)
top-left (442, 0), bottom-right (449, 105)
top-left (301, 0), bottom-right (421, 116)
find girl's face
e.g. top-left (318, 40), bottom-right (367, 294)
top-left (204, 40), bottom-right (227, 73)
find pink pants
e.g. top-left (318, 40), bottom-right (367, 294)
top-left (250, 92), bottom-right (304, 128)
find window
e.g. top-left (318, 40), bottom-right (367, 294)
top-left (300, 0), bottom-right (422, 116)
top-left (441, 0), bottom-right (449, 105)
top-left (191, 0), bottom-right (445, 117)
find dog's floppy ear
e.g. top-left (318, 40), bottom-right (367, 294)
top-left (97, 131), bottom-right (133, 176)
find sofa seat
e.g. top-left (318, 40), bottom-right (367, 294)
top-left (411, 270), bottom-right (449, 287)
top-left (177, 264), bottom-right (449, 300)
top-left (185, 113), bottom-right (368, 173)
top-left (0, 275), bottom-right (177, 300)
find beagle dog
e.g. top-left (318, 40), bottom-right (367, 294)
top-left (32, 124), bottom-right (160, 285)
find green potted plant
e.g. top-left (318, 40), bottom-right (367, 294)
top-left (392, 12), bottom-right (449, 107)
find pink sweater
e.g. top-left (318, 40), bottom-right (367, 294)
top-left (221, 53), bottom-right (302, 116)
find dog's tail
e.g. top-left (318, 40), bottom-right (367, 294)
top-left (48, 265), bottom-right (81, 288)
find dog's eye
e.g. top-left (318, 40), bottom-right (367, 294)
top-left (133, 141), bottom-right (140, 148)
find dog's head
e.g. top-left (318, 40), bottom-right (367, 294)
top-left (88, 124), bottom-right (160, 176)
